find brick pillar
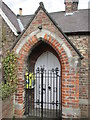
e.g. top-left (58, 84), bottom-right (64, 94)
top-left (62, 72), bottom-right (80, 118)
top-left (61, 55), bottom-right (80, 118)
top-left (14, 36), bottom-right (38, 118)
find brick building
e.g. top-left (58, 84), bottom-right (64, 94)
top-left (0, 0), bottom-right (90, 119)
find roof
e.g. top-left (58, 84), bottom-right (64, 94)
top-left (12, 2), bottom-right (83, 59)
top-left (18, 9), bottom-right (89, 33)
top-left (2, 2), bottom-right (21, 33)
top-left (2, 1), bottom-right (89, 34)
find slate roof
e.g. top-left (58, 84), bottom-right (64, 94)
top-left (2, 2), bottom-right (21, 33)
top-left (18, 9), bottom-right (89, 33)
top-left (2, 1), bottom-right (89, 34)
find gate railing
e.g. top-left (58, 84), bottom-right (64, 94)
top-left (24, 67), bottom-right (62, 119)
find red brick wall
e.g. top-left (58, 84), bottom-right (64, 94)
top-left (2, 96), bottom-right (13, 118)
top-left (68, 35), bottom-right (89, 118)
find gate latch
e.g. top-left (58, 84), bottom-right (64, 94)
top-left (48, 86), bottom-right (51, 90)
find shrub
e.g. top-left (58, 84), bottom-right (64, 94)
top-left (0, 51), bottom-right (18, 100)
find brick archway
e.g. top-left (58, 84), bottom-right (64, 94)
top-left (13, 29), bottom-right (80, 118)
top-left (27, 41), bottom-right (61, 72)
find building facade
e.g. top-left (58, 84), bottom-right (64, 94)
top-left (0, 0), bottom-right (90, 119)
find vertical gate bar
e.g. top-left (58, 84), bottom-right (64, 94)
top-left (50, 70), bottom-right (52, 117)
top-left (61, 75), bottom-right (62, 119)
top-left (28, 90), bottom-right (29, 115)
top-left (45, 70), bottom-right (46, 117)
top-left (36, 71), bottom-right (37, 117)
top-left (25, 90), bottom-right (26, 114)
top-left (56, 69), bottom-right (57, 117)
top-left (34, 73), bottom-right (35, 116)
top-left (25, 75), bottom-right (28, 115)
top-left (41, 67), bottom-right (44, 118)
top-left (39, 70), bottom-right (41, 116)
top-left (52, 70), bottom-right (54, 118)
top-left (31, 85), bottom-right (32, 116)
top-left (47, 70), bottom-right (49, 113)
top-left (59, 75), bottom-right (61, 118)
top-left (24, 76), bottom-right (25, 114)
top-left (37, 68), bottom-right (39, 117)
top-left (56, 68), bottom-right (58, 117)
top-left (31, 78), bottom-right (32, 115)
top-left (53, 70), bottom-right (54, 118)
top-left (27, 73), bottom-right (29, 115)
top-left (26, 90), bottom-right (28, 114)
top-left (49, 70), bottom-right (50, 117)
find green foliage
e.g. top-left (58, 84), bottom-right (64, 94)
top-left (1, 51), bottom-right (18, 100)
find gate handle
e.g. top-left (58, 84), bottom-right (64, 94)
top-left (48, 86), bottom-right (51, 90)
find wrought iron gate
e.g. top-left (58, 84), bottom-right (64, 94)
top-left (24, 67), bottom-right (62, 119)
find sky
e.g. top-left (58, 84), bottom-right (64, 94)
top-left (2, 0), bottom-right (90, 15)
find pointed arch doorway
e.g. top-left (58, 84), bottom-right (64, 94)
top-left (25, 42), bottom-right (62, 119)
top-left (34, 51), bottom-right (61, 109)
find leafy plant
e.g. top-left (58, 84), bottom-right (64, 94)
top-left (0, 51), bottom-right (18, 100)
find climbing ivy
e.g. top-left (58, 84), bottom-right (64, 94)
top-left (0, 51), bottom-right (18, 100)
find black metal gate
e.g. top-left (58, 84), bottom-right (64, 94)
top-left (24, 67), bottom-right (62, 119)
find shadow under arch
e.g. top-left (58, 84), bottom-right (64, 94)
top-left (27, 40), bottom-right (62, 73)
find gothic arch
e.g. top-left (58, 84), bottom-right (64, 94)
top-left (13, 29), bottom-right (80, 118)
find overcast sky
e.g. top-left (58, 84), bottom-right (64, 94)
top-left (2, 0), bottom-right (89, 15)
